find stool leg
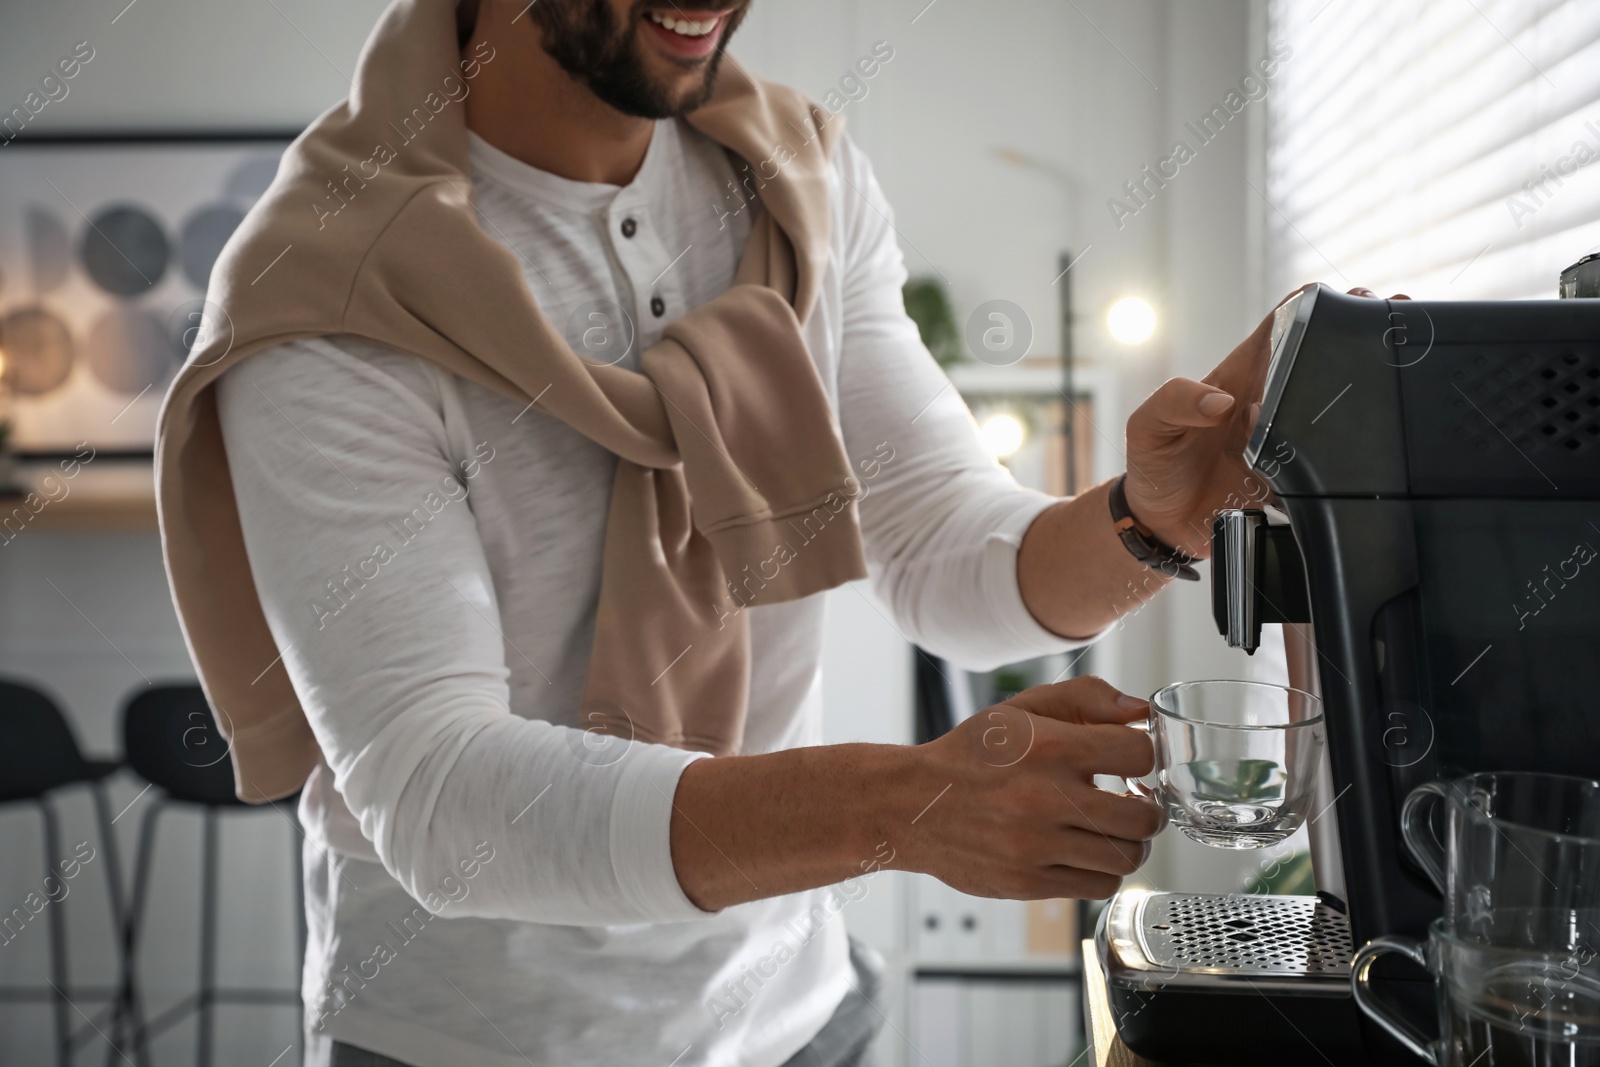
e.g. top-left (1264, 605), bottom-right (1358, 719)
top-left (197, 807), bottom-right (219, 1067)
top-left (90, 783), bottom-right (131, 1051)
top-left (118, 802), bottom-right (163, 1067)
top-left (40, 800), bottom-right (71, 1067)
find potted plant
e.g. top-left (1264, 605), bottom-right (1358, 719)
top-left (903, 276), bottom-right (962, 367)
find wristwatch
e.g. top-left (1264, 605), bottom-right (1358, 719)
top-left (1109, 475), bottom-right (1200, 581)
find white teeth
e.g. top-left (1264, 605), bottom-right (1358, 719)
top-left (647, 10), bottom-right (718, 37)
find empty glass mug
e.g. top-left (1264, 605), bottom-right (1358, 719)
top-left (1401, 772), bottom-right (1600, 948)
top-left (1128, 680), bottom-right (1325, 849)
top-left (1353, 919), bottom-right (1600, 1066)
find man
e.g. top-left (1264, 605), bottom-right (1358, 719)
top-left (153, 1), bottom-right (1377, 1064)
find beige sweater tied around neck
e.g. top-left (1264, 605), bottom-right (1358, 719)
top-left (154, 0), bottom-right (869, 803)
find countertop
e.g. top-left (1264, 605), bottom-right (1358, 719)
top-left (1082, 939), bottom-right (1161, 1067)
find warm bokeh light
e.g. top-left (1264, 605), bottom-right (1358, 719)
top-left (979, 412), bottom-right (1026, 459)
top-left (1107, 296), bottom-right (1157, 345)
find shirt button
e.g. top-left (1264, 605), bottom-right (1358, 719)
top-left (650, 295), bottom-right (665, 318)
top-left (621, 217), bottom-right (638, 238)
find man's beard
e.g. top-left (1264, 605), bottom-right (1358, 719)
top-left (531, 1), bottom-right (745, 119)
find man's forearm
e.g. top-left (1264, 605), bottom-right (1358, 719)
top-left (669, 742), bottom-right (924, 911)
top-left (1015, 478), bottom-right (1178, 641)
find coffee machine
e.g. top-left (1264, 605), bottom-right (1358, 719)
top-left (1096, 283), bottom-right (1600, 1064)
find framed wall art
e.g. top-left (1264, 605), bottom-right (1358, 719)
top-left (0, 132), bottom-right (296, 457)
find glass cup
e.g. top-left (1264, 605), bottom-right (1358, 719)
top-left (1402, 772), bottom-right (1600, 948)
top-left (1353, 919), bottom-right (1600, 1066)
top-left (1128, 680), bottom-right (1325, 849)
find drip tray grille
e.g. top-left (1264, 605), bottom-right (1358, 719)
top-left (1142, 893), bottom-right (1353, 975)
top-left (1103, 891), bottom-right (1354, 986)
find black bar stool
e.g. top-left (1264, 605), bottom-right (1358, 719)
top-left (0, 678), bottom-right (127, 1067)
top-left (117, 684), bottom-right (306, 1067)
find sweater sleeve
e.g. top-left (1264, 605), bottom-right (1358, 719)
top-left (831, 135), bottom-right (1093, 671)
top-left (215, 337), bottom-right (710, 926)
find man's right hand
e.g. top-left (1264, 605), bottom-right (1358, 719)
top-left (902, 676), bottom-right (1164, 900)
top-left (670, 675), bottom-right (1164, 912)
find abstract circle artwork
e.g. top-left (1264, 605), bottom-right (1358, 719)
top-left (87, 306), bottom-right (174, 395)
top-left (179, 205), bottom-right (246, 290)
top-left (0, 306), bottom-right (75, 396)
top-left (81, 204), bottom-right (169, 297)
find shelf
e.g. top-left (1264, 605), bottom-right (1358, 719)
top-left (0, 458), bottom-right (157, 532)
top-left (945, 356), bottom-right (1114, 399)
top-left (946, 356), bottom-right (1070, 397)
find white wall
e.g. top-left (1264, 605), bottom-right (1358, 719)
top-left (0, 0), bottom-right (392, 132)
top-left (0, 1), bottom-right (1269, 1064)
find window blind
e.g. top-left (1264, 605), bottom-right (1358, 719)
top-left (1265, 0), bottom-right (1600, 300)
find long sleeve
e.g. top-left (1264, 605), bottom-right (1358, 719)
top-left (832, 137), bottom-right (1088, 671)
top-left (215, 339), bottom-right (710, 926)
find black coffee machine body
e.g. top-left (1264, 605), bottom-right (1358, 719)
top-left (1097, 284), bottom-right (1600, 1065)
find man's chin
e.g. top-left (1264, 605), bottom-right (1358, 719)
top-left (539, 1), bottom-right (739, 121)
top-left (634, 37), bottom-right (727, 111)
top-left (638, 60), bottom-right (724, 117)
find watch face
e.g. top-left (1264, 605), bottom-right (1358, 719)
top-left (1247, 285), bottom-right (1320, 465)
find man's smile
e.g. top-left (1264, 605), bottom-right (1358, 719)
top-left (640, 6), bottom-right (736, 60)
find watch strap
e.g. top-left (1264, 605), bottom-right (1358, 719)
top-left (1109, 476), bottom-right (1200, 581)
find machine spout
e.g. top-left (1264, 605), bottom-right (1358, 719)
top-left (1211, 509), bottom-right (1311, 653)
